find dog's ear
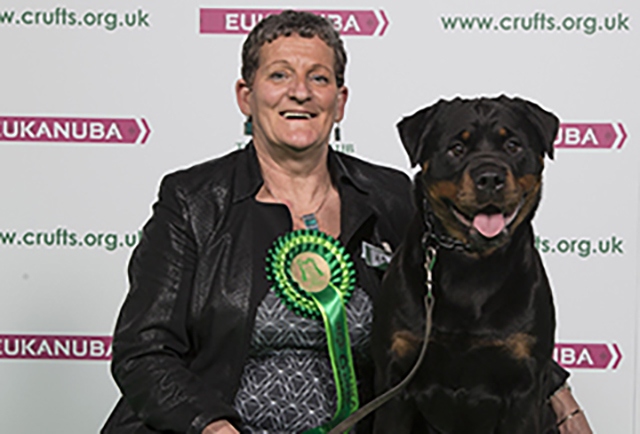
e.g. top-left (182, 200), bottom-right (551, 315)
top-left (412, 170), bottom-right (423, 210)
top-left (397, 100), bottom-right (448, 167)
top-left (507, 96), bottom-right (559, 160)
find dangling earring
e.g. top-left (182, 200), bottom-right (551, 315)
top-left (244, 116), bottom-right (253, 136)
top-left (333, 122), bottom-right (341, 142)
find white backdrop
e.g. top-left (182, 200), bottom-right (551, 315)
top-left (0, 0), bottom-right (638, 432)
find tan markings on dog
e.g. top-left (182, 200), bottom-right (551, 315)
top-left (505, 333), bottom-right (537, 359)
top-left (427, 178), bottom-right (470, 244)
top-left (422, 161), bottom-right (430, 172)
top-left (503, 171), bottom-right (518, 197)
top-left (502, 171), bottom-right (523, 211)
top-left (517, 174), bottom-right (540, 192)
top-left (455, 171), bottom-right (476, 206)
top-left (472, 333), bottom-right (536, 360)
top-left (461, 130), bottom-right (471, 141)
top-left (391, 330), bottom-right (422, 359)
top-left (452, 171), bottom-right (479, 216)
top-left (428, 180), bottom-right (458, 200)
top-left (507, 174), bottom-right (542, 234)
top-left (499, 128), bottom-right (507, 137)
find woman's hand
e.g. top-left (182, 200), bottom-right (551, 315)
top-left (202, 420), bottom-right (239, 434)
top-left (550, 386), bottom-right (593, 433)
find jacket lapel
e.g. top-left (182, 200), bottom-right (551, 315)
top-left (328, 151), bottom-right (375, 248)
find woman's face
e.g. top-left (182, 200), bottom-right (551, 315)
top-left (236, 34), bottom-right (348, 154)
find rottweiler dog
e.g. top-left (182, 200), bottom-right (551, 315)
top-left (372, 96), bottom-right (561, 434)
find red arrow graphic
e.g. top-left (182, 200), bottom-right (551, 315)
top-left (616, 123), bottom-right (628, 149)
top-left (139, 117), bottom-right (151, 144)
top-left (378, 9), bottom-right (390, 36)
top-left (611, 343), bottom-right (623, 370)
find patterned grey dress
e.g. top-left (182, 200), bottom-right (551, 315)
top-left (233, 200), bottom-right (374, 433)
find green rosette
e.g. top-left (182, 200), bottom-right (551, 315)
top-left (266, 229), bottom-right (359, 433)
top-left (266, 229), bottom-right (356, 320)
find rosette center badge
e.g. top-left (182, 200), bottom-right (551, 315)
top-left (291, 251), bottom-right (332, 293)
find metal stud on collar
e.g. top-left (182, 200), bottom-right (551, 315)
top-left (422, 199), bottom-right (472, 252)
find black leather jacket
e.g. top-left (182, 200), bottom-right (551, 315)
top-left (101, 143), bottom-right (414, 434)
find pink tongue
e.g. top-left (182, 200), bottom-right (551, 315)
top-left (472, 213), bottom-right (505, 238)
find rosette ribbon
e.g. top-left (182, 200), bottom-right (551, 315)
top-left (266, 229), bottom-right (359, 433)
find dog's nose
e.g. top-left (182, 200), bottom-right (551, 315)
top-left (473, 169), bottom-right (506, 192)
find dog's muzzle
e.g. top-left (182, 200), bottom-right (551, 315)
top-left (455, 161), bottom-right (518, 240)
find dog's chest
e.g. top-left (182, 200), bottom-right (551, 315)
top-left (430, 258), bottom-right (537, 332)
top-left (410, 335), bottom-right (538, 432)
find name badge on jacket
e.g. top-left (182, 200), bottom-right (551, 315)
top-left (361, 241), bottom-right (392, 271)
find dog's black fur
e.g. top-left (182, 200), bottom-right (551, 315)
top-left (372, 96), bottom-right (561, 434)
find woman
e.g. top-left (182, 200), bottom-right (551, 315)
top-left (102, 10), bottom-right (591, 434)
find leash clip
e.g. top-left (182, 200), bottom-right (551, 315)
top-left (424, 246), bottom-right (436, 301)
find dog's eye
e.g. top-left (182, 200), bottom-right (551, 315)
top-left (504, 139), bottom-right (522, 155)
top-left (448, 142), bottom-right (465, 158)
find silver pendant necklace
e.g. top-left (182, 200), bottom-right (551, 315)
top-left (263, 181), bottom-right (331, 231)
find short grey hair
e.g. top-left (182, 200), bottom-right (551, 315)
top-left (241, 10), bottom-right (347, 87)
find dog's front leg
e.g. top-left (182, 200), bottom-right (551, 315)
top-left (372, 341), bottom-right (427, 434)
top-left (372, 395), bottom-right (418, 434)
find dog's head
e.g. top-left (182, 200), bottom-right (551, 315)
top-left (398, 96), bottom-right (558, 254)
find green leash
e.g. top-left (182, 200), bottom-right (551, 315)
top-left (326, 246), bottom-right (437, 434)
